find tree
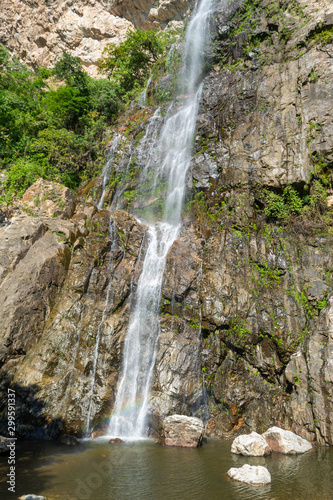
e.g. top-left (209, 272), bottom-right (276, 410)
top-left (53, 52), bottom-right (88, 95)
top-left (98, 29), bottom-right (163, 94)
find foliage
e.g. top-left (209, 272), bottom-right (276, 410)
top-left (308, 27), bottom-right (333, 46)
top-left (0, 26), bottom-right (180, 201)
top-left (0, 48), bottom-right (121, 200)
top-left (4, 158), bottom-right (44, 198)
top-left (53, 52), bottom-right (89, 95)
top-left (98, 29), bottom-right (164, 96)
top-left (264, 186), bottom-right (303, 221)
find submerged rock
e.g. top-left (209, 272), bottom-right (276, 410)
top-left (60, 435), bottom-right (81, 446)
top-left (263, 427), bottom-right (312, 455)
top-left (231, 431), bottom-right (271, 456)
top-left (108, 438), bottom-right (125, 445)
top-left (159, 414), bottom-right (204, 448)
top-left (227, 464), bottom-right (271, 485)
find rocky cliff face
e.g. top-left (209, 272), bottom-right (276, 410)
top-left (1, 0), bottom-right (333, 446)
top-left (0, 0), bottom-right (190, 76)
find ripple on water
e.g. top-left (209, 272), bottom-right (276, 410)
top-left (0, 440), bottom-right (332, 500)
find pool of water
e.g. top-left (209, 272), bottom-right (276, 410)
top-left (0, 438), bottom-right (332, 500)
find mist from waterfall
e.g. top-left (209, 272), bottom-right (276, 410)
top-left (108, 0), bottom-right (214, 438)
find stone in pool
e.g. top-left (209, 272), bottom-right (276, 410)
top-left (263, 427), bottom-right (312, 455)
top-left (231, 431), bottom-right (271, 456)
top-left (227, 464), bottom-right (271, 485)
top-left (158, 415), bottom-right (204, 448)
top-left (109, 438), bottom-right (125, 445)
top-left (60, 435), bottom-right (80, 446)
top-left (18, 496), bottom-right (47, 500)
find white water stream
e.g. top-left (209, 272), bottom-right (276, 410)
top-left (97, 134), bottom-right (121, 210)
top-left (108, 0), bottom-right (214, 438)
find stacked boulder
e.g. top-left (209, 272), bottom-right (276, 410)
top-left (227, 426), bottom-right (312, 485)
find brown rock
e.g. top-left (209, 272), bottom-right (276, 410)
top-left (0, 0), bottom-right (189, 77)
top-left (108, 438), bottom-right (125, 445)
top-left (159, 415), bottom-right (204, 448)
top-left (21, 178), bottom-right (75, 219)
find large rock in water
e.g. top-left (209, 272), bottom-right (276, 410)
top-left (231, 431), bottom-right (271, 456)
top-left (227, 464), bottom-right (271, 485)
top-left (263, 427), bottom-right (312, 454)
top-left (18, 496), bottom-right (47, 500)
top-left (159, 415), bottom-right (204, 448)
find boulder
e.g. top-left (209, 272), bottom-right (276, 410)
top-left (159, 414), bottom-right (204, 448)
top-left (108, 438), bottom-right (125, 445)
top-left (60, 435), bottom-right (81, 446)
top-left (227, 464), bottom-right (271, 485)
top-left (21, 178), bottom-right (75, 219)
top-left (263, 427), bottom-right (312, 454)
top-left (18, 496), bottom-right (47, 500)
top-left (91, 426), bottom-right (108, 439)
top-left (231, 431), bottom-right (271, 456)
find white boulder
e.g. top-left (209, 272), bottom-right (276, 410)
top-left (159, 414), bottom-right (204, 448)
top-left (231, 431), bottom-right (271, 456)
top-left (227, 464), bottom-right (271, 485)
top-left (263, 426), bottom-right (312, 454)
top-left (18, 496), bottom-right (47, 500)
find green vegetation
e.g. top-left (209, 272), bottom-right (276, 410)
top-left (0, 28), bottom-right (178, 203)
top-left (264, 185), bottom-right (304, 221)
top-left (98, 29), bottom-right (164, 95)
top-left (308, 27), bottom-right (333, 46)
top-left (0, 47), bottom-right (117, 201)
top-left (261, 177), bottom-right (330, 232)
top-left (250, 260), bottom-right (282, 289)
top-left (98, 28), bottom-right (180, 99)
top-left (225, 315), bottom-right (252, 350)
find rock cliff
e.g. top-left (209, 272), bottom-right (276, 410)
top-left (0, 0), bottom-right (333, 446)
top-left (0, 0), bottom-right (190, 76)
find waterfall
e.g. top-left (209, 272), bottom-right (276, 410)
top-left (138, 75), bottom-right (152, 109)
top-left (108, 0), bottom-right (213, 438)
top-left (97, 134), bottom-right (121, 210)
top-left (86, 219), bottom-right (122, 432)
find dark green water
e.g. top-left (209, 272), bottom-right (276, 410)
top-left (0, 439), bottom-right (332, 500)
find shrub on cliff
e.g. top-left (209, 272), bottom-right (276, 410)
top-left (98, 29), bottom-right (164, 96)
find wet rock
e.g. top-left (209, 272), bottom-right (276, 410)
top-left (263, 427), bottom-right (312, 455)
top-left (192, 153), bottom-right (219, 189)
top-left (60, 435), bottom-right (81, 446)
top-left (91, 425), bottom-right (108, 439)
top-left (231, 431), bottom-right (271, 456)
top-left (158, 415), bottom-right (204, 448)
top-left (150, 318), bottom-right (203, 425)
top-left (227, 464), bottom-right (271, 485)
top-left (108, 438), bottom-right (125, 445)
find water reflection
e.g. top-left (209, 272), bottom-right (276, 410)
top-left (0, 439), bottom-right (332, 500)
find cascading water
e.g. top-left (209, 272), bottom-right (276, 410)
top-left (138, 75), bottom-right (153, 109)
top-left (108, 0), bottom-right (214, 438)
top-left (86, 218), bottom-right (123, 432)
top-left (97, 134), bottom-right (121, 210)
